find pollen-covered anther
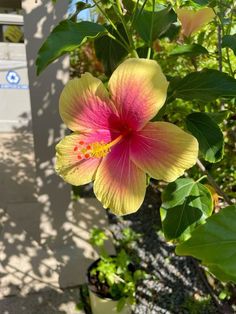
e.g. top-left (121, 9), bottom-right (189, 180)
top-left (90, 142), bottom-right (111, 158)
top-left (89, 133), bottom-right (126, 158)
top-left (74, 133), bottom-right (125, 160)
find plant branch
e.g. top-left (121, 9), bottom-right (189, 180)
top-left (191, 258), bottom-right (225, 314)
top-left (132, 0), bottom-right (148, 26)
top-left (114, 273), bottom-right (125, 283)
top-left (147, 0), bottom-right (155, 59)
top-left (226, 48), bottom-right (234, 77)
top-left (93, 0), bottom-right (130, 50)
top-left (106, 31), bottom-right (130, 51)
top-left (225, 1), bottom-right (235, 77)
top-left (116, 0), bottom-right (123, 15)
top-left (112, 2), bottom-right (138, 58)
top-left (196, 159), bottom-right (233, 205)
top-left (196, 175), bottom-right (207, 183)
top-left (217, 24), bottom-right (223, 72)
top-left (216, 3), bottom-right (235, 77)
top-left (213, 6), bottom-right (224, 73)
top-left (130, 0), bottom-right (140, 29)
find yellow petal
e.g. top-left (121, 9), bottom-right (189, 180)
top-left (93, 141), bottom-right (146, 215)
top-left (55, 132), bottom-right (102, 186)
top-left (108, 58), bottom-right (169, 130)
top-left (177, 8), bottom-right (215, 37)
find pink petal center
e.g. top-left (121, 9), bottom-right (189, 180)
top-left (73, 123), bottom-right (134, 161)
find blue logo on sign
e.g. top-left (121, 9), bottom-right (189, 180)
top-left (6, 70), bottom-right (20, 85)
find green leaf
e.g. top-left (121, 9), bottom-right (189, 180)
top-left (94, 24), bottom-right (128, 76)
top-left (159, 24), bottom-right (180, 41)
top-left (168, 69), bottom-right (236, 102)
top-left (176, 205), bottom-right (236, 283)
top-left (133, 269), bottom-right (146, 282)
top-left (186, 112), bottom-right (224, 163)
top-left (169, 44), bottom-right (208, 57)
top-left (222, 34), bottom-right (236, 55)
top-left (192, 0), bottom-right (211, 5)
top-left (219, 290), bottom-right (228, 300)
top-left (160, 178), bottom-right (213, 241)
top-left (134, 6), bottom-right (177, 43)
top-left (116, 297), bottom-right (127, 312)
top-left (206, 110), bottom-right (230, 124)
top-left (90, 228), bottom-right (108, 247)
top-left (116, 249), bottom-right (131, 269)
top-left (75, 301), bottom-right (84, 311)
top-left (36, 20), bottom-right (106, 75)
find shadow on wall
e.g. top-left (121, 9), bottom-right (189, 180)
top-left (0, 0), bottom-right (114, 306)
top-left (21, 0), bottom-right (71, 248)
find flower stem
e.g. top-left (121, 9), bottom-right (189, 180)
top-left (135, 0), bottom-right (148, 21)
top-left (226, 48), bottom-right (234, 77)
top-left (130, 0), bottom-right (140, 29)
top-left (191, 259), bottom-right (225, 313)
top-left (112, 2), bottom-right (139, 58)
top-left (214, 5), bottom-right (234, 77)
top-left (147, 0), bottom-right (155, 59)
top-left (107, 32), bottom-right (130, 52)
top-left (116, 0), bottom-right (123, 15)
top-left (131, 49), bottom-right (139, 58)
top-left (196, 175), bottom-right (207, 183)
top-left (93, 0), bottom-right (130, 51)
top-left (225, 1), bottom-right (235, 77)
top-left (217, 24), bottom-right (223, 73)
top-left (146, 47), bottom-right (152, 59)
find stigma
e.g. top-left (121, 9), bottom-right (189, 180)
top-left (73, 134), bottom-right (125, 160)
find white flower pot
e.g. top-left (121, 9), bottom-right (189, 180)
top-left (89, 289), bottom-right (132, 314)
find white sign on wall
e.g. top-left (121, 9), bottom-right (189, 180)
top-left (0, 69), bottom-right (28, 89)
top-left (0, 13), bottom-right (31, 132)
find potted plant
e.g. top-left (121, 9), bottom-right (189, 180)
top-left (87, 228), bottom-right (145, 314)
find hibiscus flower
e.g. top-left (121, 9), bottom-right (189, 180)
top-left (56, 59), bottom-right (198, 215)
top-left (176, 7), bottom-right (215, 38)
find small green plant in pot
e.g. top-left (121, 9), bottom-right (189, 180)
top-left (87, 228), bottom-right (145, 314)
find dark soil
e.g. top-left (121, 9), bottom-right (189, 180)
top-left (107, 185), bottom-right (219, 314)
top-left (87, 258), bottom-right (112, 299)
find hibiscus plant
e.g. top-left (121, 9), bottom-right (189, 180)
top-left (88, 227), bottom-right (145, 311)
top-left (36, 0), bottom-right (236, 288)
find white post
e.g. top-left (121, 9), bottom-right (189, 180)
top-left (22, 0), bottom-right (71, 245)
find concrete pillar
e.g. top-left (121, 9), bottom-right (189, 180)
top-left (21, 0), bottom-right (71, 245)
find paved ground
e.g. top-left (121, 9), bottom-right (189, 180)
top-left (0, 287), bottom-right (84, 314)
top-left (0, 132), bottom-right (114, 312)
